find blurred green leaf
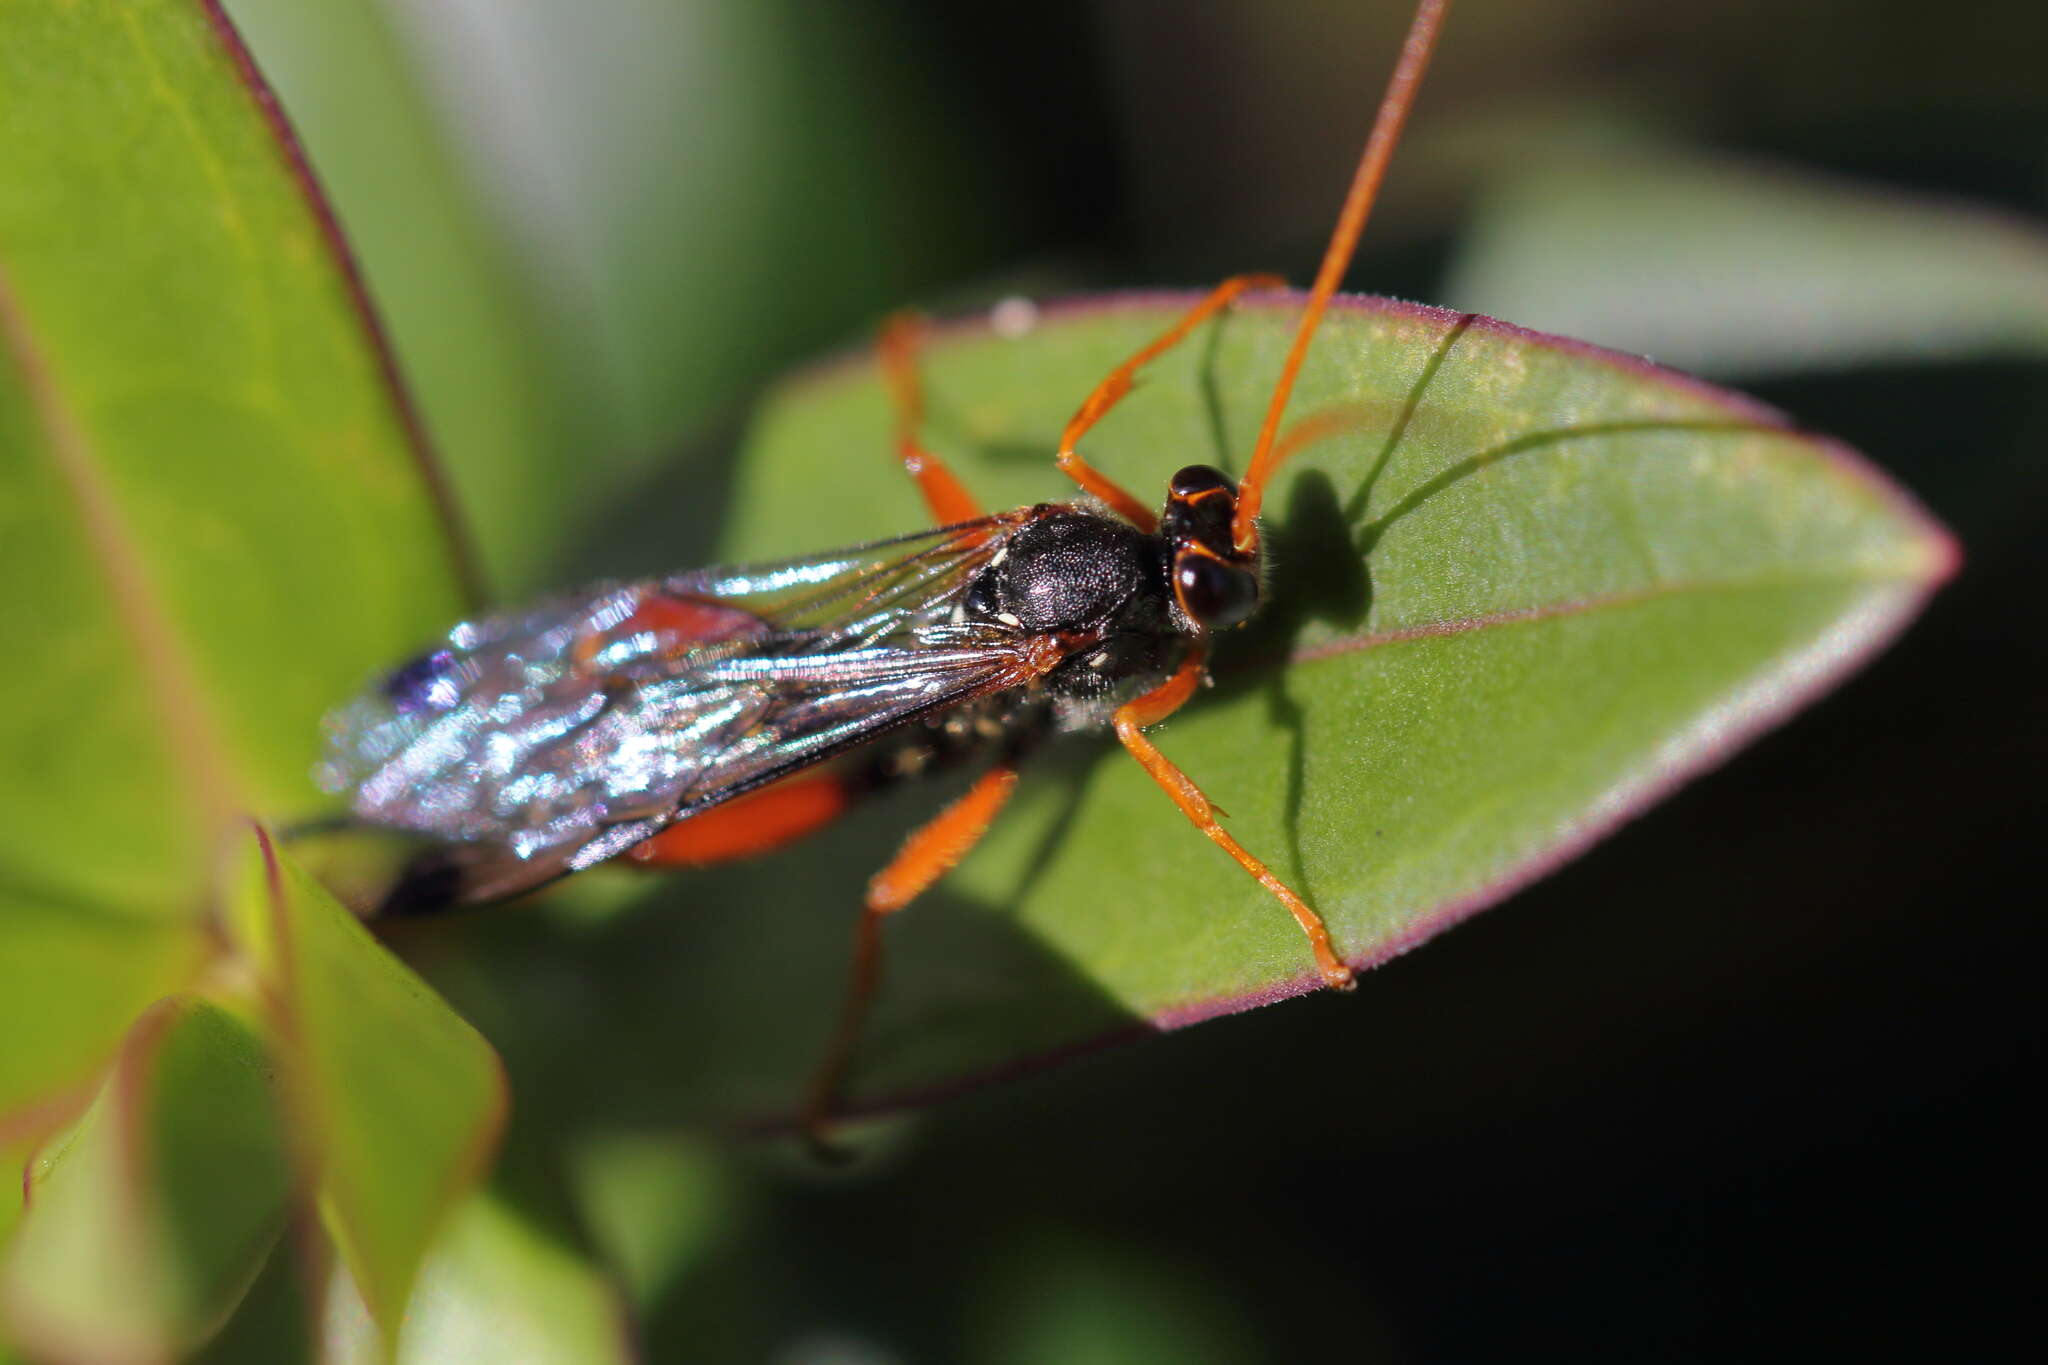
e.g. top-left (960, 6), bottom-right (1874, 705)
top-left (376, 0), bottom-right (1009, 442)
top-left (435, 293), bottom-right (1952, 1124)
top-left (219, 0), bottom-right (575, 595)
top-left (0, 997), bottom-right (288, 1365)
top-left (321, 1190), bottom-right (634, 1365)
top-left (570, 1133), bottom-right (736, 1311)
top-left (0, 0), bottom-right (469, 918)
top-left (233, 0), bottom-right (1020, 591)
top-left (227, 831), bottom-right (506, 1346)
top-left (186, 1235), bottom-right (315, 1365)
top-left (0, 1136), bottom-right (31, 1248)
top-left (0, 893), bottom-right (204, 1125)
top-left (1445, 133), bottom-right (2048, 380)
top-left (970, 1233), bottom-right (1263, 1365)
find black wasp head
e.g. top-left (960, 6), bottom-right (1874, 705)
top-left (1160, 465), bottom-right (1260, 631)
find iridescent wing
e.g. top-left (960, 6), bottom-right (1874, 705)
top-left (319, 512), bottom-right (1047, 903)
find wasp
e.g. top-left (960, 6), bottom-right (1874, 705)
top-left (320, 0), bottom-right (1451, 1138)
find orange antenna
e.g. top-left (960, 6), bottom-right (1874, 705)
top-left (1233, 0), bottom-right (1450, 553)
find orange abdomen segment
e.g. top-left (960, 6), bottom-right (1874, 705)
top-left (627, 773), bottom-right (854, 867)
top-left (623, 591), bottom-right (764, 646)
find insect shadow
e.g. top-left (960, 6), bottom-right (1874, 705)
top-left (1186, 312), bottom-right (1473, 892)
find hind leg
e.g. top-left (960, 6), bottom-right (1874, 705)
top-left (801, 763), bottom-right (1020, 1154)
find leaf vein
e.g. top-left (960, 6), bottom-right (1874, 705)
top-left (0, 264), bottom-right (242, 847)
top-left (1288, 570), bottom-right (1925, 665)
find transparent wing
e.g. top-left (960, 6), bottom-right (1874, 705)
top-left (319, 513), bottom-right (1043, 899)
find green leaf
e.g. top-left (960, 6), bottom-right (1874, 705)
top-left (969, 1232), bottom-right (1263, 1365)
top-left (218, 0), bottom-right (575, 595)
top-left (226, 830), bottom-right (506, 1345)
top-left (569, 1133), bottom-right (737, 1310)
top-left (0, 0), bottom-right (468, 917)
top-left (0, 891), bottom-right (204, 1125)
top-left (320, 1191), bottom-right (635, 1365)
top-left (230, 0), bottom-right (1037, 591)
top-left (185, 1237), bottom-right (315, 1365)
top-left (0, 1135), bottom-right (32, 1248)
top-left (446, 292), bottom-right (1952, 1123)
top-left (0, 997), bottom-right (289, 1365)
top-left (1444, 131), bottom-right (2048, 380)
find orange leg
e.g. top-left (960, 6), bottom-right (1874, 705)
top-left (1113, 649), bottom-right (1355, 990)
top-left (801, 763), bottom-right (1021, 1153)
top-left (1056, 272), bottom-right (1285, 532)
top-left (880, 312), bottom-right (983, 525)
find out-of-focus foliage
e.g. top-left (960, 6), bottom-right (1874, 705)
top-left (1, 1000), bottom-right (286, 1365)
top-left (1, 1), bottom-right (501, 1351)
top-left (221, 835), bottom-right (504, 1345)
top-left (319, 1191), bottom-right (633, 1365)
top-left (2, 0), bottom-right (2037, 1360)
top-left (1445, 127), bottom-right (2048, 379)
top-left (0, 0), bottom-right (463, 915)
top-left (225, 0), bottom-right (1017, 592)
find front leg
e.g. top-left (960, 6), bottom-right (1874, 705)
top-left (1112, 648), bottom-right (1354, 990)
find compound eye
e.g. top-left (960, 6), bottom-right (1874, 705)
top-left (1174, 552), bottom-right (1259, 630)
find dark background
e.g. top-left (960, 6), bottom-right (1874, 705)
top-left (229, 1), bottom-right (2043, 1359)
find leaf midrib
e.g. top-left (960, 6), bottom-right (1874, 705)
top-left (1288, 565), bottom-right (1925, 667)
top-left (0, 266), bottom-right (241, 849)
